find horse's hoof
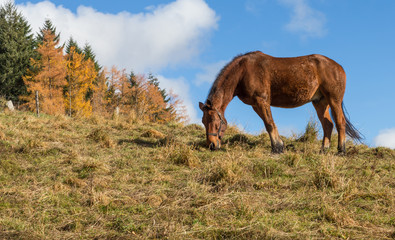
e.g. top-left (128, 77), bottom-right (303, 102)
top-left (320, 147), bottom-right (330, 154)
top-left (336, 151), bottom-right (346, 156)
top-left (337, 145), bottom-right (346, 156)
top-left (271, 144), bottom-right (284, 154)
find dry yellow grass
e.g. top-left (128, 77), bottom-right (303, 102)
top-left (0, 110), bottom-right (394, 239)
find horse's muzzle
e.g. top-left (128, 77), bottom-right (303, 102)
top-left (209, 142), bottom-right (215, 151)
top-left (209, 140), bottom-right (221, 151)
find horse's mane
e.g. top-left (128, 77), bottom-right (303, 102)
top-left (206, 51), bottom-right (258, 103)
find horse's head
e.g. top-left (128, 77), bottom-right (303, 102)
top-left (199, 101), bottom-right (227, 150)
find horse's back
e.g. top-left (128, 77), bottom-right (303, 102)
top-left (258, 52), bottom-right (346, 92)
top-left (251, 51), bottom-right (343, 70)
top-left (240, 52), bottom-right (346, 108)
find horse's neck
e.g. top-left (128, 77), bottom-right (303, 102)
top-left (208, 58), bottom-right (245, 113)
top-left (209, 78), bottom-right (237, 114)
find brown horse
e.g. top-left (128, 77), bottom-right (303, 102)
top-left (199, 51), bottom-right (362, 153)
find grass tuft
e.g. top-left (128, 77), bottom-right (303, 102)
top-left (141, 129), bottom-right (165, 139)
top-left (87, 128), bottom-right (114, 148)
top-left (226, 133), bottom-right (252, 146)
top-left (298, 119), bottom-right (319, 143)
top-left (164, 143), bottom-right (200, 168)
top-left (312, 156), bottom-right (342, 190)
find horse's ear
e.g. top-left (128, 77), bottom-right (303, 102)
top-left (199, 102), bottom-right (205, 111)
top-left (206, 99), bottom-right (212, 108)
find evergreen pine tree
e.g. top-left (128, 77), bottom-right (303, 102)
top-left (147, 73), bottom-right (169, 103)
top-left (128, 70), bottom-right (139, 107)
top-left (29, 19), bottom-right (62, 75)
top-left (36, 19), bottom-right (60, 44)
top-left (129, 71), bottom-right (137, 87)
top-left (65, 37), bottom-right (82, 54)
top-left (0, 2), bottom-right (35, 102)
top-left (83, 43), bottom-right (101, 72)
top-left (82, 43), bottom-right (101, 102)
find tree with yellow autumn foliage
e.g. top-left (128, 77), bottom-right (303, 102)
top-left (65, 45), bottom-right (97, 117)
top-left (105, 66), bottom-right (124, 111)
top-left (167, 90), bottom-right (189, 123)
top-left (22, 29), bottom-right (66, 115)
top-left (91, 68), bottom-right (109, 116)
top-left (20, 21), bottom-right (188, 123)
top-left (115, 71), bottom-right (187, 123)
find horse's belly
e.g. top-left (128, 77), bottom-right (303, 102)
top-left (270, 87), bottom-right (320, 108)
top-left (271, 99), bottom-right (308, 108)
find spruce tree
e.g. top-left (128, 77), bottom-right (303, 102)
top-left (147, 73), bottom-right (169, 103)
top-left (83, 43), bottom-right (101, 72)
top-left (65, 37), bottom-right (82, 55)
top-left (129, 71), bottom-right (137, 87)
top-left (129, 70), bottom-right (138, 106)
top-left (82, 43), bottom-right (101, 103)
top-left (0, 2), bottom-right (35, 102)
top-left (36, 19), bottom-right (60, 45)
top-left (29, 19), bottom-right (62, 76)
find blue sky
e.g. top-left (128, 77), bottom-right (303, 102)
top-left (7, 0), bottom-right (395, 148)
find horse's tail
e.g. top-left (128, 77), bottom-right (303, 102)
top-left (340, 102), bottom-right (364, 143)
top-left (330, 102), bottom-right (364, 143)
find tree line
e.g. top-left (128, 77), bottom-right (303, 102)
top-left (0, 2), bottom-right (188, 123)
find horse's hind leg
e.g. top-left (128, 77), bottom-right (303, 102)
top-left (252, 100), bottom-right (284, 153)
top-left (328, 99), bottom-right (346, 154)
top-left (312, 98), bottom-right (333, 153)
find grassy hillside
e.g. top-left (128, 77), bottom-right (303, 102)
top-left (0, 110), bottom-right (394, 239)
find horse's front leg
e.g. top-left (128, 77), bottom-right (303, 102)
top-left (252, 99), bottom-right (284, 153)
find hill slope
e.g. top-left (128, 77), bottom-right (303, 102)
top-left (0, 111), bottom-right (394, 239)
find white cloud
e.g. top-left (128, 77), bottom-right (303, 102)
top-left (157, 75), bottom-right (199, 124)
top-left (374, 128), bottom-right (395, 149)
top-left (11, 0), bottom-right (218, 124)
top-left (194, 60), bottom-right (228, 86)
top-left (0, 0), bottom-right (11, 6)
top-left (16, 0), bottom-right (218, 72)
top-left (278, 0), bottom-right (327, 39)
